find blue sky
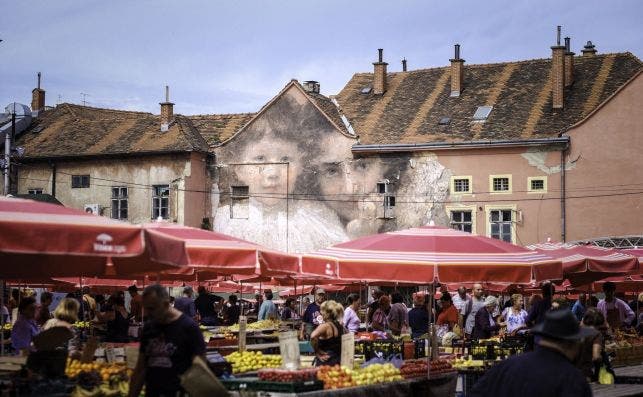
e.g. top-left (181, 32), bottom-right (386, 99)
top-left (1, 0), bottom-right (641, 115)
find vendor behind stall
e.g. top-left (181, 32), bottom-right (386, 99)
top-left (105, 295), bottom-right (130, 343)
top-left (388, 292), bottom-right (409, 336)
top-left (129, 284), bottom-right (205, 397)
top-left (195, 286), bottom-right (222, 326)
top-left (342, 294), bottom-right (360, 333)
top-left (371, 295), bottom-right (391, 333)
top-left (36, 292), bottom-right (53, 327)
top-left (223, 295), bottom-right (240, 325)
top-left (436, 292), bottom-right (459, 330)
top-left (310, 300), bottom-right (345, 366)
top-left (11, 297), bottom-right (38, 355)
top-left (281, 298), bottom-right (300, 321)
top-left (301, 289), bottom-right (326, 340)
top-left (597, 281), bottom-right (635, 329)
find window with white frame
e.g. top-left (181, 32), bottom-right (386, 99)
top-left (490, 175), bottom-right (512, 193)
top-left (230, 185), bottom-right (249, 219)
top-left (450, 210), bottom-right (473, 233)
top-left (28, 188), bottom-right (43, 195)
top-left (451, 176), bottom-right (472, 194)
top-left (111, 186), bottom-right (128, 220)
top-left (152, 185), bottom-right (170, 220)
top-left (528, 176), bottom-right (547, 193)
top-left (489, 209), bottom-right (513, 242)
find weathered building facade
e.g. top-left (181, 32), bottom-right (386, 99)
top-left (5, 36), bottom-right (642, 253)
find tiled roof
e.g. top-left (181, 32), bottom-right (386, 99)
top-left (304, 91), bottom-right (351, 135)
top-left (188, 113), bottom-right (255, 147)
top-left (335, 53), bottom-right (642, 145)
top-left (17, 103), bottom-right (209, 159)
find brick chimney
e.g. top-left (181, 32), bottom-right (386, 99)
top-left (302, 81), bottom-right (320, 94)
top-left (31, 72), bottom-right (45, 115)
top-left (551, 27), bottom-right (566, 110)
top-left (564, 37), bottom-right (575, 87)
top-left (449, 44), bottom-right (465, 97)
top-left (582, 41), bottom-right (597, 57)
top-left (160, 85), bottom-right (174, 132)
top-left (373, 49), bottom-right (388, 95)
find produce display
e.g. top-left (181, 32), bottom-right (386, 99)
top-left (225, 351), bottom-right (282, 373)
top-left (316, 365), bottom-right (355, 389)
top-left (316, 364), bottom-right (402, 389)
top-left (224, 319), bottom-right (280, 332)
top-left (65, 360), bottom-right (130, 397)
top-left (400, 359), bottom-right (455, 378)
top-left (73, 321), bottom-right (92, 329)
top-left (451, 356), bottom-right (485, 369)
top-left (65, 359), bottom-right (132, 382)
top-left (258, 368), bottom-right (319, 382)
top-left (351, 363), bottom-right (403, 386)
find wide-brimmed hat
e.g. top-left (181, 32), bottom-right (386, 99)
top-left (532, 309), bottom-right (598, 341)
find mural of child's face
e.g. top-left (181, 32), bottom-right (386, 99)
top-left (316, 157), bottom-right (385, 222)
top-left (237, 136), bottom-right (300, 207)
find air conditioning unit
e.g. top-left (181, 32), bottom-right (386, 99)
top-left (84, 204), bottom-right (100, 215)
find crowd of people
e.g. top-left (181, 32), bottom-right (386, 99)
top-left (2, 281), bottom-right (642, 396)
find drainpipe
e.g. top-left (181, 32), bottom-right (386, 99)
top-left (561, 146), bottom-right (567, 242)
top-left (50, 161), bottom-right (56, 198)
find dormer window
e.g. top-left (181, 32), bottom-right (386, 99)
top-left (473, 106), bottom-right (493, 122)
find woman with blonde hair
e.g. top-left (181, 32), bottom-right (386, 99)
top-left (500, 294), bottom-right (528, 335)
top-left (310, 300), bottom-right (345, 366)
top-left (42, 298), bottom-right (82, 356)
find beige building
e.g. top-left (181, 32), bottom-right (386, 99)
top-left (4, 35), bottom-right (642, 252)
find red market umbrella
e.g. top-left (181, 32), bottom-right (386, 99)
top-left (301, 226), bottom-right (562, 284)
top-left (278, 284), bottom-right (350, 298)
top-left (525, 242), bottom-right (639, 286)
top-left (590, 275), bottom-right (643, 293)
top-left (143, 222), bottom-right (300, 277)
top-left (0, 196), bottom-right (187, 278)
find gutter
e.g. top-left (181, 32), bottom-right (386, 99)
top-left (351, 137), bottom-right (570, 153)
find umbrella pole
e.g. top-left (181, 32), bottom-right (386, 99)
top-left (240, 280), bottom-right (243, 316)
top-left (1, 280), bottom-right (5, 356)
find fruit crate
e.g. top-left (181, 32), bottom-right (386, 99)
top-left (220, 377), bottom-right (324, 393)
top-left (355, 340), bottom-right (403, 360)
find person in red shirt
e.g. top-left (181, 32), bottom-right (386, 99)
top-left (437, 292), bottom-right (459, 330)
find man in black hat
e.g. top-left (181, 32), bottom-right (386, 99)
top-left (470, 309), bottom-right (594, 397)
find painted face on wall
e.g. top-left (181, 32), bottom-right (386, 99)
top-left (236, 135), bottom-right (301, 207)
top-left (315, 156), bottom-right (386, 223)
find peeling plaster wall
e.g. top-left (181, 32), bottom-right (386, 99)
top-left (16, 154), bottom-right (202, 227)
top-left (564, 73), bottom-right (643, 241)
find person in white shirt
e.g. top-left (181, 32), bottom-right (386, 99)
top-left (500, 294), bottom-right (529, 335)
top-left (343, 294), bottom-right (361, 333)
top-left (452, 286), bottom-right (471, 315)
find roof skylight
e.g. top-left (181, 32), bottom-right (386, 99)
top-left (473, 106), bottom-right (493, 121)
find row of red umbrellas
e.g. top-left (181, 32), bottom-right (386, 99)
top-left (1, 196), bottom-right (640, 289)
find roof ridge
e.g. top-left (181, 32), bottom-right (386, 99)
top-left (59, 103), bottom-right (153, 116)
top-left (346, 52), bottom-right (639, 78)
top-left (188, 112), bottom-right (256, 118)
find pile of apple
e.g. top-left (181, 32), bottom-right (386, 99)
top-left (225, 351), bottom-right (282, 374)
top-left (316, 365), bottom-right (356, 390)
top-left (258, 368), bottom-right (319, 382)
